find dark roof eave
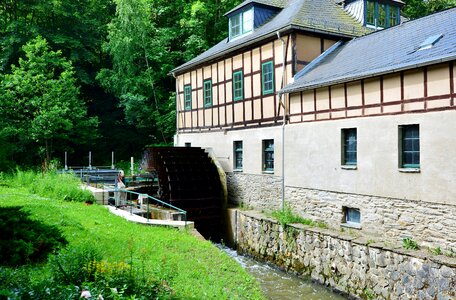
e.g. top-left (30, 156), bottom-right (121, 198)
top-left (171, 25), bottom-right (361, 75)
top-left (280, 55), bottom-right (456, 94)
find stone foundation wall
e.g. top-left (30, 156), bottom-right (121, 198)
top-left (226, 172), bottom-right (281, 211)
top-left (286, 187), bottom-right (456, 250)
top-left (226, 173), bottom-right (456, 249)
top-left (235, 210), bottom-right (456, 300)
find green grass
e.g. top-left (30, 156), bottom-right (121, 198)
top-left (0, 174), bottom-right (264, 299)
top-left (271, 205), bottom-right (327, 228)
top-left (8, 169), bottom-right (95, 202)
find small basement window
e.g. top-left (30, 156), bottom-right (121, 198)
top-left (342, 207), bottom-right (361, 228)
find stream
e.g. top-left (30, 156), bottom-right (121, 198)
top-left (217, 245), bottom-right (347, 300)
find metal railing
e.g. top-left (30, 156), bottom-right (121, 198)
top-left (60, 167), bottom-right (120, 187)
top-left (115, 188), bottom-right (187, 225)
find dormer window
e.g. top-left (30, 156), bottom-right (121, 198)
top-left (229, 8), bottom-right (254, 40)
top-left (365, 0), bottom-right (400, 29)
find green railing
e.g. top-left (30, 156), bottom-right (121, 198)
top-left (115, 188), bottom-right (187, 225)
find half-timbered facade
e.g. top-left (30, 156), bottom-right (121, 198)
top-left (172, 0), bottom-right (456, 248)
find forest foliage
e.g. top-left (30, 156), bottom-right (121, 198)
top-left (0, 0), bottom-right (454, 169)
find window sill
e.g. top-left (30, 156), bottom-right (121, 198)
top-left (341, 165), bottom-right (357, 170)
top-left (262, 170), bottom-right (274, 175)
top-left (233, 169), bottom-right (243, 173)
top-left (341, 222), bottom-right (361, 230)
top-left (399, 168), bottom-right (420, 173)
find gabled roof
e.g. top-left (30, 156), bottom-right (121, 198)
top-left (224, 0), bottom-right (286, 16)
top-left (281, 7), bottom-right (456, 94)
top-left (172, 0), bottom-right (371, 75)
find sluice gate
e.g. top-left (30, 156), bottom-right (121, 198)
top-left (142, 147), bottom-right (223, 240)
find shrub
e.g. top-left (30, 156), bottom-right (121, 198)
top-left (0, 206), bottom-right (68, 266)
top-left (271, 204), bottom-right (315, 226)
top-left (9, 170), bottom-right (95, 202)
top-left (48, 244), bottom-right (103, 286)
top-left (48, 244), bottom-right (174, 299)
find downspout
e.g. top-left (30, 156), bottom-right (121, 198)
top-left (172, 72), bottom-right (181, 146)
top-left (277, 31), bottom-right (286, 211)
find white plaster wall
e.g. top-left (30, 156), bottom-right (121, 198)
top-left (175, 126), bottom-right (283, 176)
top-left (285, 110), bottom-right (456, 205)
top-left (176, 110), bottom-right (456, 206)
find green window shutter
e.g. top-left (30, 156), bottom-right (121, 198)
top-left (203, 79), bottom-right (212, 107)
top-left (233, 70), bottom-right (244, 101)
top-left (262, 61), bottom-right (274, 95)
top-left (184, 85), bottom-right (192, 110)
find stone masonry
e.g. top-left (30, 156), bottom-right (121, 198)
top-left (227, 172), bottom-right (456, 250)
top-left (287, 187), bottom-right (456, 251)
top-left (226, 172), bottom-right (282, 211)
top-left (235, 210), bottom-right (456, 300)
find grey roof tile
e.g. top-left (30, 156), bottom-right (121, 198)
top-left (172, 0), bottom-right (371, 74)
top-left (281, 7), bottom-right (456, 93)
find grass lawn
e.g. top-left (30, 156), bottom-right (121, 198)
top-left (0, 180), bottom-right (264, 299)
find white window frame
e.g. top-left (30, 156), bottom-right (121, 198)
top-left (229, 8), bottom-right (254, 40)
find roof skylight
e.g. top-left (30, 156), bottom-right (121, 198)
top-left (418, 34), bottom-right (443, 50)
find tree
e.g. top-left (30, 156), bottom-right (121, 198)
top-left (0, 36), bottom-right (98, 166)
top-left (97, 0), bottom-right (242, 146)
top-left (403, 0), bottom-right (456, 19)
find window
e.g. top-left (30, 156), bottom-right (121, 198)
top-left (365, 1), bottom-right (400, 28)
top-left (366, 0), bottom-right (375, 25)
top-left (233, 70), bottom-right (244, 101)
top-left (229, 8), bottom-right (254, 40)
top-left (342, 128), bottom-right (357, 166)
top-left (389, 6), bottom-right (398, 27)
top-left (263, 139), bottom-right (274, 172)
top-left (243, 9), bottom-right (253, 33)
top-left (377, 3), bottom-right (387, 27)
top-left (233, 141), bottom-right (243, 171)
top-left (230, 14), bottom-right (241, 38)
top-left (185, 142), bottom-right (191, 147)
top-left (203, 79), bottom-right (212, 107)
top-left (399, 125), bottom-right (420, 169)
top-left (184, 85), bottom-right (192, 110)
top-left (262, 61), bottom-right (274, 95)
top-left (343, 207), bottom-right (361, 226)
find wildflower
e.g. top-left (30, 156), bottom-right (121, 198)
top-left (81, 290), bottom-right (92, 299)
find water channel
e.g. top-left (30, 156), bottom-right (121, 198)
top-left (217, 245), bottom-right (347, 300)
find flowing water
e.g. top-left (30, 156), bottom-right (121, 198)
top-left (217, 245), bottom-right (347, 300)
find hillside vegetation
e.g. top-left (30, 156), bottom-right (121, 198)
top-left (0, 172), bottom-right (264, 299)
